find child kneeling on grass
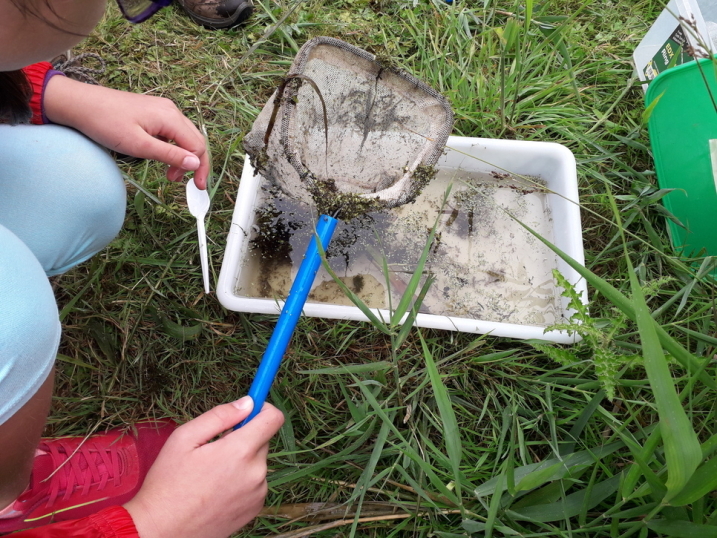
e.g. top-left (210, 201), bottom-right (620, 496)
top-left (0, 0), bottom-right (284, 536)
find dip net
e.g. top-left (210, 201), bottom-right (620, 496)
top-left (243, 36), bottom-right (454, 219)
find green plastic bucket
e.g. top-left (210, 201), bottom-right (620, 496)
top-left (645, 58), bottom-right (717, 259)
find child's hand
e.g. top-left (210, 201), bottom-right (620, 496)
top-left (124, 398), bottom-right (284, 538)
top-left (43, 76), bottom-right (210, 189)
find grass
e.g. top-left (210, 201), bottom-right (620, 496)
top-left (52, 0), bottom-right (717, 536)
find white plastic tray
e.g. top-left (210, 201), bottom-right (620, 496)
top-left (217, 136), bottom-right (587, 343)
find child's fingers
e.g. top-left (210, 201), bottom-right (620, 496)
top-left (223, 403), bottom-right (285, 452)
top-left (166, 165), bottom-right (186, 183)
top-left (130, 130), bottom-right (202, 174)
top-left (172, 397), bottom-right (254, 448)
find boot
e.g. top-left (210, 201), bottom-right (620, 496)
top-left (178, 0), bottom-right (253, 29)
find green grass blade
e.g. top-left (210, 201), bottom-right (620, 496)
top-left (509, 473), bottom-right (621, 522)
top-left (318, 241), bottom-right (391, 335)
top-left (515, 462), bottom-right (564, 492)
top-left (395, 274), bottom-right (436, 348)
top-left (524, 0), bottom-right (534, 31)
top-left (579, 464), bottom-right (601, 526)
top-left (348, 416), bottom-right (391, 503)
top-left (351, 375), bottom-right (461, 505)
top-left (559, 390), bottom-right (606, 456)
top-left (390, 185), bottom-right (450, 326)
top-left (642, 91), bottom-right (665, 123)
top-left (56, 353), bottom-right (99, 371)
top-left (669, 456), bottom-right (717, 506)
top-left (348, 416), bottom-right (392, 538)
top-left (513, 218), bottom-right (716, 390)
top-left (147, 306), bottom-right (203, 341)
top-left (484, 471), bottom-right (506, 538)
top-left (475, 442), bottom-right (625, 497)
top-left (297, 362), bottom-right (393, 375)
top-left (612, 428), bottom-right (667, 500)
top-left (268, 422), bottom-right (376, 487)
top-left (646, 520), bottom-right (717, 537)
top-left (418, 330), bottom-right (464, 509)
top-left (394, 465), bottom-right (444, 508)
top-left (614, 194), bottom-right (702, 502)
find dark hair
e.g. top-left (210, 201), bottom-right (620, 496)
top-left (9, 0), bottom-right (85, 35)
top-left (0, 0), bottom-right (89, 125)
top-left (0, 70), bottom-right (32, 125)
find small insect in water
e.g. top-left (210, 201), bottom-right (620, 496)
top-left (485, 269), bottom-right (505, 283)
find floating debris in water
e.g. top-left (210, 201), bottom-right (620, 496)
top-left (237, 168), bottom-right (563, 327)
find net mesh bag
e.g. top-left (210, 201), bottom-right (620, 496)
top-left (244, 37), bottom-right (454, 218)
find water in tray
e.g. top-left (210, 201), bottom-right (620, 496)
top-left (235, 168), bottom-right (563, 327)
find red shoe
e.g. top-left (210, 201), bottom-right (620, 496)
top-left (0, 419), bottom-right (176, 532)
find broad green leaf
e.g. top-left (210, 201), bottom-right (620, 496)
top-left (669, 456), bottom-right (717, 506)
top-left (461, 519), bottom-right (485, 533)
top-left (475, 442), bottom-right (625, 498)
top-left (646, 520), bottom-right (717, 537)
top-left (515, 462), bottom-right (564, 492)
top-left (617, 193), bottom-right (702, 502)
top-left (508, 473), bottom-right (621, 522)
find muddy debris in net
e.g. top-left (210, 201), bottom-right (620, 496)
top-left (372, 51), bottom-right (401, 73)
top-left (252, 147), bottom-right (271, 177)
top-left (410, 164), bottom-right (438, 196)
top-left (242, 36), bottom-right (454, 226)
top-left (302, 164), bottom-right (439, 221)
top-left (306, 176), bottom-right (387, 221)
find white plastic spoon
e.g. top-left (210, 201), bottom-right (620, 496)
top-left (186, 178), bottom-right (211, 294)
